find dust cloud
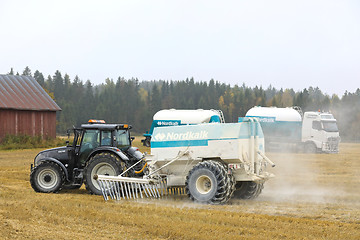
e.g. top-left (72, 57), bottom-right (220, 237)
top-left (259, 152), bottom-right (348, 204)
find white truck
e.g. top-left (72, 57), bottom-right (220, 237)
top-left (245, 106), bottom-right (340, 153)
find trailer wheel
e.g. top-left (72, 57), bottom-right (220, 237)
top-left (84, 153), bottom-right (122, 195)
top-left (212, 161), bottom-right (235, 203)
top-left (30, 161), bottom-right (65, 193)
top-left (185, 160), bottom-right (230, 204)
top-left (233, 181), bottom-right (263, 199)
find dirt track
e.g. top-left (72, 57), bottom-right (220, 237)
top-left (0, 143), bottom-right (359, 239)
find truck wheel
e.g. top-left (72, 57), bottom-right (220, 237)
top-left (233, 181), bottom-right (263, 199)
top-left (30, 161), bottom-right (65, 193)
top-left (84, 153), bottom-right (122, 195)
top-left (185, 160), bottom-right (230, 204)
top-left (305, 142), bottom-right (317, 153)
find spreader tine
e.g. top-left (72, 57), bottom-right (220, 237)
top-left (156, 185), bottom-right (162, 198)
top-left (120, 181), bottom-right (125, 199)
top-left (141, 184), bottom-right (150, 198)
top-left (138, 183), bottom-right (143, 199)
top-left (146, 184), bottom-right (154, 198)
top-left (109, 181), bottom-right (116, 200)
top-left (133, 182), bottom-right (138, 199)
top-left (98, 180), bottom-right (108, 201)
top-left (115, 181), bottom-right (121, 200)
top-left (152, 184), bottom-right (158, 198)
top-left (152, 184), bottom-right (159, 198)
top-left (129, 182), bottom-right (134, 199)
top-left (104, 181), bottom-right (110, 200)
top-left (110, 181), bottom-right (116, 200)
top-left (105, 181), bottom-right (111, 199)
top-left (126, 182), bottom-right (131, 199)
top-left (123, 181), bottom-right (129, 199)
top-left (152, 185), bottom-right (160, 198)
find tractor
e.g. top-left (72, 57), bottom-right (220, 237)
top-left (30, 120), bottom-right (146, 195)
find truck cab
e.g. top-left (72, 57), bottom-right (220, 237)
top-left (245, 106), bottom-right (340, 153)
top-left (302, 112), bottom-right (340, 153)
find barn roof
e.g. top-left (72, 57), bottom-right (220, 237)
top-left (0, 75), bottom-right (61, 111)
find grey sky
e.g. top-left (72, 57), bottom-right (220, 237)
top-left (1, 0), bottom-right (359, 96)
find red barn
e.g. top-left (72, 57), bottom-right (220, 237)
top-left (0, 74), bottom-right (61, 140)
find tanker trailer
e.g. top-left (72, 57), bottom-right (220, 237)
top-left (142, 109), bottom-right (225, 147)
top-left (244, 106), bottom-right (340, 153)
top-left (95, 118), bottom-right (275, 204)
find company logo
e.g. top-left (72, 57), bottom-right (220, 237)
top-left (154, 131), bottom-right (208, 141)
top-left (154, 133), bottom-right (166, 141)
top-left (156, 121), bottom-right (179, 126)
top-left (257, 117), bottom-right (275, 123)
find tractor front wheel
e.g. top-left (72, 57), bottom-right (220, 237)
top-left (30, 161), bottom-right (65, 193)
top-left (84, 153), bottom-right (122, 195)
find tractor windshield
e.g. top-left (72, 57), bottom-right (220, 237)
top-left (322, 121), bottom-right (338, 132)
top-left (115, 130), bottom-right (131, 149)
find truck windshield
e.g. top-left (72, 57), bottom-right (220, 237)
top-left (322, 121), bottom-right (338, 132)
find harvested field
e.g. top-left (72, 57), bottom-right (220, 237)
top-left (0, 140), bottom-right (359, 239)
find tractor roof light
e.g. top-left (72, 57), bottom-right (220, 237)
top-left (88, 119), bottom-right (106, 124)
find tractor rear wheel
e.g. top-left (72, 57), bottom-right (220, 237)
top-left (185, 160), bottom-right (231, 204)
top-left (84, 153), bottom-right (122, 195)
top-left (30, 161), bottom-right (65, 193)
top-left (233, 181), bottom-right (263, 199)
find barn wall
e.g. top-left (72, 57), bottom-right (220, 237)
top-left (0, 109), bottom-right (57, 140)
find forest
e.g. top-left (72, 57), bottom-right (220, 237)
top-left (12, 67), bottom-right (360, 141)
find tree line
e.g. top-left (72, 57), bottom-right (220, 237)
top-left (12, 67), bottom-right (360, 141)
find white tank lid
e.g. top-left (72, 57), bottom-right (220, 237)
top-left (153, 109), bottom-right (220, 124)
top-left (246, 107), bottom-right (302, 122)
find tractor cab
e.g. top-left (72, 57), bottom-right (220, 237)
top-left (71, 120), bottom-right (133, 167)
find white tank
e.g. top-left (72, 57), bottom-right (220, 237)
top-left (153, 109), bottom-right (221, 124)
top-left (246, 107), bottom-right (302, 122)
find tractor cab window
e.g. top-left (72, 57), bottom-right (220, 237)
top-left (114, 129), bottom-right (130, 149)
top-left (74, 130), bottom-right (83, 146)
top-left (101, 130), bottom-right (112, 146)
top-left (79, 130), bottom-right (100, 165)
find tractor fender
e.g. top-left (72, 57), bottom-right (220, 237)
top-left (37, 157), bottom-right (70, 181)
top-left (87, 148), bottom-right (129, 162)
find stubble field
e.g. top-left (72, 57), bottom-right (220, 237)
top-left (0, 140), bottom-right (359, 239)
